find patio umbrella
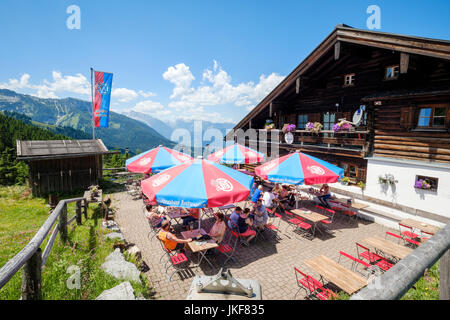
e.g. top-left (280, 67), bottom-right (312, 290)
top-left (207, 143), bottom-right (265, 164)
top-left (255, 151), bottom-right (344, 185)
top-left (125, 145), bottom-right (193, 174)
top-left (141, 158), bottom-right (254, 209)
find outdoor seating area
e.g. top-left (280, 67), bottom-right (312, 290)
top-left (108, 145), bottom-right (441, 300)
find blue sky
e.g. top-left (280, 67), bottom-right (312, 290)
top-left (1, 0), bottom-right (450, 124)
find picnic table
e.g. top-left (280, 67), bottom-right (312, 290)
top-left (305, 255), bottom-right (368, 295)
top-left (291, 208), bottom-right (329, 237)
top-left (362, 235), bottom-right (413, 262)
top-left (166, 209), bottom-right (190, 225)
top-left (399, 218), bottom-right (440, 236)
top-left (181, 229), bottom-right (218, 270)
top-left (218, 204), bottom-right (236, 215)
top-left (334, 198), bottom-right (370, 210)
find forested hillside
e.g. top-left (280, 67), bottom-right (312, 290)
top-left (0, 111), bottom-right (70, 185)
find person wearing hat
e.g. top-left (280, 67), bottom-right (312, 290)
top-left (158, 220), bottom-right (193, 251)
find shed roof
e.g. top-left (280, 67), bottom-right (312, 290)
top-left (16, 139), bottom-right (113, 161)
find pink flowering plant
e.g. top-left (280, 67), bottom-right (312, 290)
top-left (333, 121), bottom-right (353, 132)
top-left (414, 179), bottom-right (431, 190)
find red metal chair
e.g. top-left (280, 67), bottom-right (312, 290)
top-left (385, 231), bottom-right (403, 244)
top-left (338, 251), bottom-right (373, 278)
top-left (399, 223), bottom-right (419, 239)
top-left (293, 267), bottom-right (324, 299)
top-left (285, 211), bottom-right (313, 239)
top-left (217, 230), bottom-right (239, 267)
top-left (404, 237), bottom-right (420, 248)
top-left (320, 209), bottom-right (336, 231)
top-left (420, 230), bottom-right (433, 242)
top-left (356, 242), bottom-right (384, 263)
top-left (157, 237), bottom-right (190, 281)
top-left (264, 212), bottom-right (282, 240)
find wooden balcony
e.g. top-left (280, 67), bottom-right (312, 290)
top-left (244, 129), bottom-right (371, 158)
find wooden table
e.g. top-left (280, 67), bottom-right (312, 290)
top-left (167, 209), bottom-right (190, 225)
top-left (399, 219), bottom-right (440, 235)
top-left (305, 255), bottom-right (368, 295)
top-left (181, 229), bottom-right (218, 269)
top-left (291, 208), bottom-right (329, 237)
top-left (218, 204), bottom-right (236, 215)
top-left (335, 198), bottom-right (370, 210)
top-left (362, 235), bottom-right (413, 261)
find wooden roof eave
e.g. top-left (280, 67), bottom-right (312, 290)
top-left (17, 150), bottom-right (120, 162)
top-left (228, 25), bottom-right (450, 138)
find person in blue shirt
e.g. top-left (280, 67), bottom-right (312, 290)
top-left (251, 185), bottom-right (263, 203)
top-left (227, 206), bottom-right (242, 229)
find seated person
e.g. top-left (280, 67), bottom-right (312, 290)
top-left (262, 187), bottom-right (276, 215)
top-left (227, 206), bottom-right (242, 229)
top-left (272, 183), bottom-right (282, 196)
top-left (317, 184), bottom-right (331, 207)
top-left (208, 212), bottom-right (227, 243)
top-left (158, 220), bottom-right (192, 251)
top-left (250, 185), bottom-right (263, 203)
top-left (251, 199), bottom-right (268, 231)
top-left (236, 208), bottom-right (257, 244)
top-left (144, 204), bottom-right (166, 228)
top-left (181, 208), bottom-right (200, 230)
top-left (278, 185), bottom-right (292, 210)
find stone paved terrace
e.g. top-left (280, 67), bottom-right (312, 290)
top-left (111, 191), bottom-right (397, 300)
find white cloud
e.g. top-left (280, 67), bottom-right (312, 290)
top-left (164, 61), bottom-right (285, 111)
top-left (162, 63), bottom-right (195, 99)
top-left (112, 87), bottom-right (139, 103)
top-left (138, 90), bottom-right (157, 98)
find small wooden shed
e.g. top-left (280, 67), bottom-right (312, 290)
top-left (16, 139), bottom-right (116, 196)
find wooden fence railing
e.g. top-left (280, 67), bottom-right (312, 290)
top-left (0, 197), bottom-right (88, 300)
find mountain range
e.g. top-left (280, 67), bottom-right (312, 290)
top-left (0, 89), bottom-right (174, 153)
top-left (123, 110), bottom-right (235, 146)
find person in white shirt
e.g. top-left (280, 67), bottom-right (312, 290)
top-left (262, 188), bottom-right (275, 207)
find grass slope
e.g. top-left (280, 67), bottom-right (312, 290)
top-left (0, 186), bottom-right (152, 300)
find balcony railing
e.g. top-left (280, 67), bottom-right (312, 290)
top-left (243, 129), bottom-right (370, 156)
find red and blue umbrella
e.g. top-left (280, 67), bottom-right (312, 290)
top-left (255, 151), bottom-right (344, 185)
top-left (141, 159), bottom-right (254, 208)
top-left (207, 143), bottom-right (265, 164)
top-left (126, 145), bottom-right (193, 174)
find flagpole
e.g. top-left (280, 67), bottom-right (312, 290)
top-left (90, 67), bottom-right (95, 140)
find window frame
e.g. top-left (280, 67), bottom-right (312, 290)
top-left (416, 105), bottom-right (448, 129)
top-left (385, 65), bottom-right (400, 80)
top-left (415, 175), bottom-right (438, 192)
top-left (297, 114), bottom-right (308, 130)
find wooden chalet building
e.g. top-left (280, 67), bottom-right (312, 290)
top-left (228, 24), bottom-right (450, 219)
top-left (16, 139), bottom-right (115, 196)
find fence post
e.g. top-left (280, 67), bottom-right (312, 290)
top-left (59, 202), bottom-right (68, 243)
top-left (83, 199), bottom-right (88, 219)
top-left (441, 249), bottom-right (450, 300)
top-left (76, 201), bottom-right (82, 225)
top-left (21, 248), bottom-right (42, 300)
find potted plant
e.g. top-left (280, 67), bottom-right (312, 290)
top-left (306, 122), bottom-right (323, 134)
top-left (264, 119), bottom-right (275, 130)
top-left (378, 174), bottom-right (397, 185)
top-left (332, 121), bottom-right (354, 133)
top-left (358, 181), bottom-right (366, 190)
top-left (378, 175), bottom-right (388, 184)
top-left (341, 177), bottom-right (350, 186)
top-left (282, 124), bottom-right (296, 134)
top-left (414, 179), bottom-right (431, 190)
